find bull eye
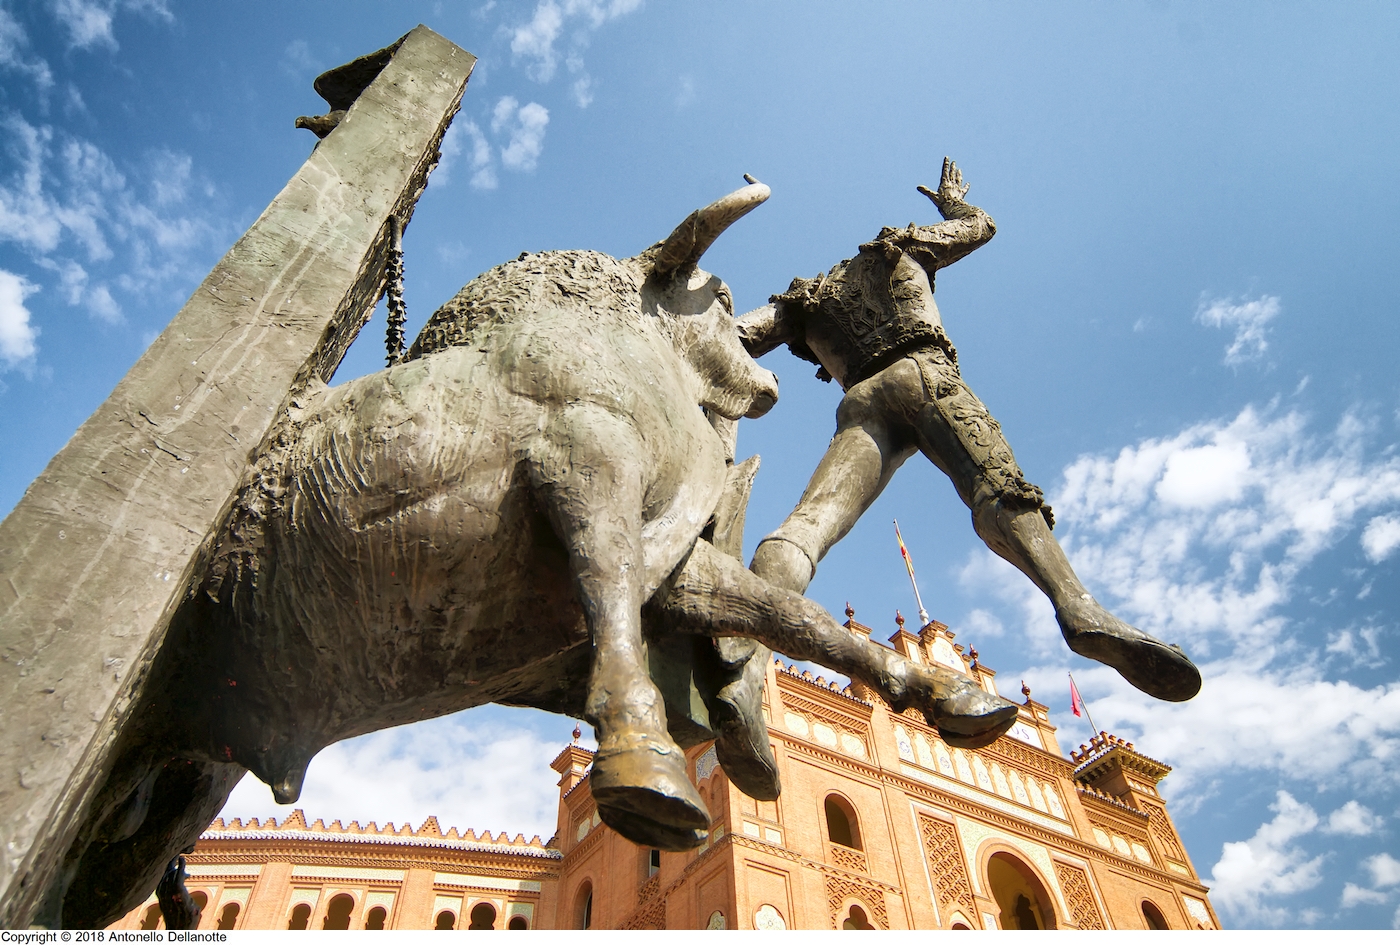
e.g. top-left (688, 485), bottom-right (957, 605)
top-left (716, 287), bottom-right (734, 315)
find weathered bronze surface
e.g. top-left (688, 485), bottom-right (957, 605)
top-left (1, 36), bottom-right (1198, 931)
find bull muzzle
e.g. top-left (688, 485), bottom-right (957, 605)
top-left (745, 368), bottom-right (779, 419)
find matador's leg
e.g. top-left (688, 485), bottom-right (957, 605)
top-left (745, 366), bottom-right (1017, 745)
top-left (749, 375), bottom-right (915, 593)
top-left (908, 350), bottom-right (1201, 702)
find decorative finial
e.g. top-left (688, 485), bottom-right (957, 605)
top-left (968, 646), bottom-right (979, 670)
top-left (571, 723), bottom-right (581, 744)
top-left (845, 601), bottom-right (855, 619)
top-left (895, 610), bottom-right (905, 629)
top-left (1021, 680), bottom-right (1032, 702)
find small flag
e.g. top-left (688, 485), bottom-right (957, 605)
top-left (895, 521), bottom-right (916, 581)
top-left (1070, 675), bottom-right (1087, 718)
top-left (893, 520), bottom-right (930, 626)
top-left (1068, 672), bottom-right (1099, 735)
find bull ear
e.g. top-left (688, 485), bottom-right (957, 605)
top-left (649, 175), bottom-right (770, 279)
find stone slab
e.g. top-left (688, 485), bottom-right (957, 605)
top-left (0, 25), bottom-right (474, 926)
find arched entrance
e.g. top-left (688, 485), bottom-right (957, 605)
top-left (986, 851), bottom-right (1057, 930)
top-left (468, 902), bottom-right (497, 930)
top-left (323, 894), bottom-right (354, 930)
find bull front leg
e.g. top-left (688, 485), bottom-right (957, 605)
top-left (528, 408), bottom-right (710, 850)
top-left (652, 540), bottom-right (1019, 748)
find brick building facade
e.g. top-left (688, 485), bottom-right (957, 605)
top-left (109, 610), bottom-right (1218, 931)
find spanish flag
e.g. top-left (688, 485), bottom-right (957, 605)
top-left (895, 520), bottom-right (917, 583)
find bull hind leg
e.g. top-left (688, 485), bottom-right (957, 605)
top-left (528, 412), bottom-right (710, 850)
top-left (653, 540), bottom-right (1020, 749)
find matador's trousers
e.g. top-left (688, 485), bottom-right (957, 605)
top-left (760, 345), bottom-right (1052, 576)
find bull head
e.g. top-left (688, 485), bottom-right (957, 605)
top-left (649, 175), bottom-right (770, 279)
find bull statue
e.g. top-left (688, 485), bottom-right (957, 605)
top-left (47, 179), bottom-right (1020, 929)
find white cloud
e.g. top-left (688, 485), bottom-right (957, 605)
top-left (1048, 406), bottom-right (1400, 654)
top-left (221, 710), bottom-right (583, 843)
top-left (0, 269), bottom-right (39, 365)
top-left (571, 73), bottom-right (594, 108)
top-left (282, 39), bottom-right (315, 77)
top-left (1368, 852), bottom-right (1400, 888)
top-left (960, 402), bottom-right (1400, 823)
top-left (1155, 439), bottom-right (1251, 508)
top-left (87, 283), bottom-right (120, 323)
top-left (1323, 800), bottom-right (1384, 836)
top-left (0, 7), bottom-right (54, 90)
top-left (433, 119), bottom-right (498, 191)
top-left (1209, 791), bottom-right (1324, 923)
top-left (1196, 294), bottom-right (1280, 366)
top-left (493, 97), bottom-right (550, 173)
top-left (1342, 883), bottom-right (1388, 908)
top-left (1361, 513), bottom-right (1400, 562)
top-left (1325, 624), bottom-right (1386, 669)
top-left (0, 114), bottom-right (221, 324)
top-left (960, 607), bottom-right (1006, 639)
top-left (47, 0), bottom-right (171, 51)
top-left (509, 0), bottom-right (641, 98)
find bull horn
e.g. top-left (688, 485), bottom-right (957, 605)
top-left (651, 175), bottom-right (770, 278)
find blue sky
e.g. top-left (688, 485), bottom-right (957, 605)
top-left (2, 1), bottom-right (1398, 929)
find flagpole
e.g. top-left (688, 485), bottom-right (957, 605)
top-left (894, 519), bottom-right (931, 626)
top-left (1068, 672), bottom-right (1100, 738)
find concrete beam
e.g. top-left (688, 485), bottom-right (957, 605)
top-left (0, 26), bottom-right (474, 926)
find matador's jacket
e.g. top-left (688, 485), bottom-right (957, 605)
top-left (747, 199), bottom-right (1053, 525)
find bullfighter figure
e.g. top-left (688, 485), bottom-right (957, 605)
top-left (737, 159), bottom-right (1201, 702)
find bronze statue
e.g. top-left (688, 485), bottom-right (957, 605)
top-left (48, 178), bottom-right (1018, 930)
top-left (738, 158), bottom-right (1201, 703)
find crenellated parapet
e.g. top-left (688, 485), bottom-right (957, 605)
top-left (202, 810), bottom-right (556, 857)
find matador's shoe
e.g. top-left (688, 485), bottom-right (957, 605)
top-left (1057, 596), bottom-right (1202, 702)
top-left (917, 668), bottom-right (1021, 749)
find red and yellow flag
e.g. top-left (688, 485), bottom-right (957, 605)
top-left (895, 520), bottom-right (917, 582)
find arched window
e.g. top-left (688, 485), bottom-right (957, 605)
top-left (468, 902), bottom-right (497, 930)
top-left (217, 902), bottom-right (240, 930)
top-left (824, 795), bottom-right (861, 849)
top-left (288, 903), bottom-right (312, 930)
top-left (508, 915), bottom-right (528, 930)
top-left (434, 910), bottom-right (456, 930)
top-left (841, 905), bottom-right (874, 930)
top-left (1142, 900), bottom-right (1170, 930)
top-left (191, 891), bottom-right (208, 919)
top-left (986, 852), bottom-right (1056, 930)
top-left (950, 922), bottom-right (971, 930)
top-left (365, 906), bottom-right (387, 930)
top-left (575, 881), bottom-right (594, 930)
top-left (140, 904), bottom-right (162, 930)
top-left (323, 894), bottom-right (355, 930)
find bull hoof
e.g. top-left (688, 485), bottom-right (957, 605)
top-left (715, 720), bottom-right (781, 802)
top-left (595, 806), bottom-right (708, 851)
top-left (707, 651), bottom-right (782, 801)
top-left (590, 740), bottom-right (710, 851)
top-left (925, 676), bottom-right (1020, 750)
top-left (1058, 601), bottom-right (1202, 702)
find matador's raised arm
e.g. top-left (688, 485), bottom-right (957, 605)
top-left (873, 157), bottom-right (996, 276)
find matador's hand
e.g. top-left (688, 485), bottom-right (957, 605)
top-left (917, 157), bottom-right (970, 215)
